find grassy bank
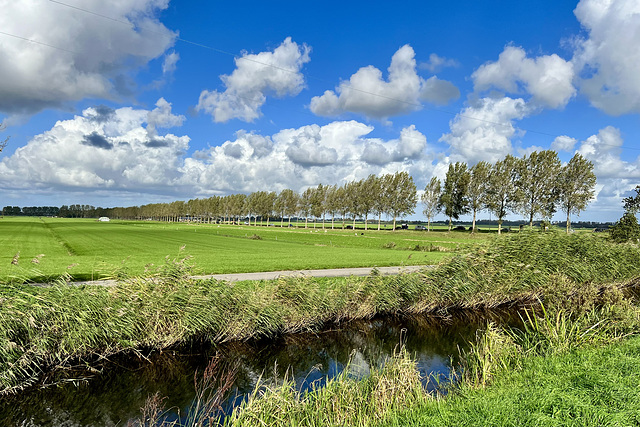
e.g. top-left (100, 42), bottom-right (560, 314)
top-left (1, 231), bottom-right (639, 395)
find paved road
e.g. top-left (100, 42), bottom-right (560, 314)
top-left (191, 265), bottom-right (431, 282)
top-left (38, 265), bottom-right (432, 287)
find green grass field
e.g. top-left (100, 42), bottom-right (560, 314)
top-left (0, 217), bottom-right (490, 282)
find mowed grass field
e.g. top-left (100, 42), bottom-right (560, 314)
top-left (0, 217), bottom-right (490, 282)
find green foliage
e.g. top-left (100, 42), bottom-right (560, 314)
top-left (609, 212), bottom-right (640, 243)
top-left (558, 153), bottom-right (596, 233)
top-left (439, 162), bottom-right (471, 230)
top-left (514, 150), bottom-right (562, 227)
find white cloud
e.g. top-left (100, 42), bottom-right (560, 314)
top-left (573, 0), bottom-right (640, 115)
top-left (575, 126), bottom-right (640, 214)
top-left (180, 121), bottom-right (434, 194)
top-left (440, 96), bottom-right (529, 164)
top-left (1, 113), bottom-right (436, 198)
top-left (310, 45), bottom-right (459, 120)
top-left (472, 46), bottom-right (576, 109)
top-left (196, 38), bottom-right (311, 123)
top-left (0, 99), bottom-right (189, 192)
top-left (551, 135), bottom-right (578, 152)
top-left (419, 53), bottom-right (460, 73)
top-left (162, 51), bottom-right (180, 75)
top-left (0, 0), bottom-right (176, 115)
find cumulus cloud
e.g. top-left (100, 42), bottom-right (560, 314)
top-left (179, 121), bottom-right (433, 194)
top-left (551, 135), bottom-right (578, 152)
top-left (419, 53), bottom-right (460, 73)
top-left (196, 38), bottom-right (311, 123)
top-left (1, 113), bottom-right (435, 198)
top-left (0, 0), bottom-right (177, 115)
top-left (310, 45), bottom-right (459, 120)
top-left (573, 0), bottom-right (640, 115)
top-left (575, 126), bottom-right (640, 214)
top-left (0, 99), bottom-right (189, 192)
top-left (440, 96), bottom-right (529, 164)
top-left (472, 46), bottom-right (576, 109)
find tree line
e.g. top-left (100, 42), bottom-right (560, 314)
top-left (2, 150), bottom-right (598, 232)
top-left (423, 150), bottom-right (596, 234)
top-left (110, 171), bottom-right (418, 231)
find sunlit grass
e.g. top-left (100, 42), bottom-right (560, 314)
top-left (0, 217), bottom-right (479, 282)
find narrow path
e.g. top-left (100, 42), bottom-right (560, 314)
top-left (38, 265), bottom-right (433, 287)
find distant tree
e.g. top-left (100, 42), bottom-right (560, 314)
top-left (299, 188), bottom-right (314, 228)
top-left (421, 177), bottom-right (441, 232)
top-left (610, 185), bottom-right (640, 243)
top-left (557, 153), bottom-right (597, 233)
top-left (384, 171), bottom-right (418, 230)
top-left (439, 162), bottom-right (471, 231)
top-left (360, 175), bottom-right (379, 230)
top-left (310, 184), bottom-right (328, 228)
top-left (324, 185), bottom-right (340, 229)
top-left (515, 150), bottom-right (561, 228)
top-left (623, 185), bottom-right (640, 215)
top-left (467, 161), bottom-right (491, 233)
top-left (346, 180), bottom-right (362, 229)
top-left (276, 189), bottom-right (298, 227)
top-left (335, 184), bottom-right (350, 229)
top-left (485, 155), bottom-right (518, 234)
top-left (372, 175), bottom-right (387, 230)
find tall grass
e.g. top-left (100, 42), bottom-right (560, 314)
top-left (1, 231), bottom-right (639, 394)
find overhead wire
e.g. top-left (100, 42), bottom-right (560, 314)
top-left (1, 0), bottom-right (638, 152)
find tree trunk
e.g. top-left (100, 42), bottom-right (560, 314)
top-left (472, 208), bottom-right (477, 233)
top-left (377, 213), bottom-right (381, 231)
top-left (498, 219), bottom-right (502, 235)
top-left (448, 216), bottom-right (452, 232)
top-left (305, 216), bottom-right (308, 228)
top-left (427, 217), bottom-right (431, 232)
top-left (392, 215), bottom-right (397, 231)
top-left (566, 212), bottom-right (571, 234)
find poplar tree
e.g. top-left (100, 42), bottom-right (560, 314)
top-left (468, 161), bottom-right (491, 233)
top-left (421, 176), bottom-right (441, 232)
top-left (485, 155), bottom-right (518, 234)
top-left (557, 153), bottom-right (596, 233)
top-left (439, 162), bottom-right (471, 231)
top-left (515, 150), bottom-right (561, 228)
top-left (384, 171), bottom-right (418, 231)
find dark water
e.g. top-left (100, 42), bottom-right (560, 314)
top-left (0, 311), bottom-right (519, 426)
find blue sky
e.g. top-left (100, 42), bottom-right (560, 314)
top-left (0, 0), bottom-right (639, 222)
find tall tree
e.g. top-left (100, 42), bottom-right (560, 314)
top-left (324, 185), bottom-right (339, 229)
top-left (384, 171), bottom-right (418, 231)
top-left (421, 176), bottom-right (441, 232)
top-left (467, 161), bottom-right (491, 233)
top-left (515, 150), bottom-right (561, 228)
top-left (439, 162), bottom-right (471, 231)
top-left (557, 153), bottom-right (596, 233)
top-left (360, 175), bottom-right (379, 230)
top-left (276, 189), bottom-right (297, 227)
top-left (299, 188), bottom-right (313, 228)
top-left (310, 184), bottom-right (328, 229)
top-left (485, 155), bottom-right (518, 235)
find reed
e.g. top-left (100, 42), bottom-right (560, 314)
top-left (1, 231), bottom-right (639, 394)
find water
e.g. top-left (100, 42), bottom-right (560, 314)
top-left (0, 311), bottom-right (517, 426)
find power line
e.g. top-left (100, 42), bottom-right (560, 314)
top-left (2, 2), bottom-right (638, 152)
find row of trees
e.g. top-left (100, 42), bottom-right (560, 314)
top-left (421, 151), bottom-right (596, 234)
top-left (111, 172), bottom-right (418, 231)
top-left (1, 205), bottom-right (110, 218)
top-left (2, 150), bottom-right (601, 232)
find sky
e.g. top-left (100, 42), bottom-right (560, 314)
top-left (0, 0), bottom-right (639, 223)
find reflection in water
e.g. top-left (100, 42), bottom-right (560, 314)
top-left (0, 311), bottom-right (521, 426)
